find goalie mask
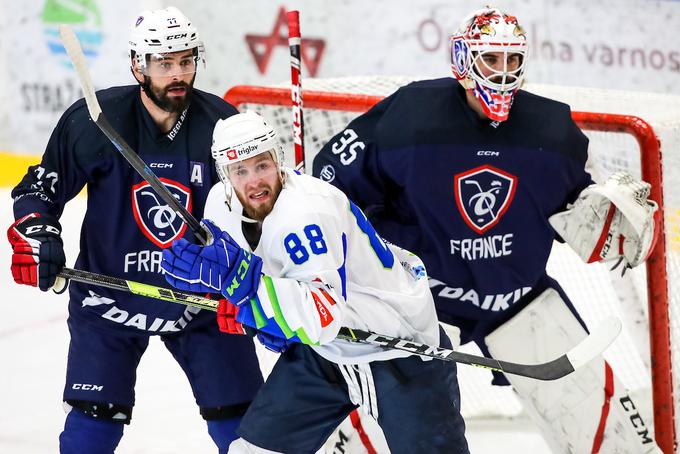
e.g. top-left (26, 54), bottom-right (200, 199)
top-left (450, 6), bottom-right (528, 122)
top-left (211, 112), bottom-right (285, 219)
top-left (129, 6), bottom-right (206, 77)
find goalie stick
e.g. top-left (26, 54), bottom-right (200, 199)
top-left (57, 267), bottom-right (620, 381)
top-left (58, 25), bottom-right (209, 245)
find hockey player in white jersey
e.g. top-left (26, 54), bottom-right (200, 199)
top-left (160, 111), bottom-right (469, 453)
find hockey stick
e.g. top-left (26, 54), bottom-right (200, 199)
top-left (58, 267), bottom-right (219, 310)
top-left (58, 25), bottom-right (209, 245)
top-left (287, 10), bottom-right (305, 172)
top-left (57, 266), bottom-right (620, 380)
top-left (340, 319), bottom-right (621, 381)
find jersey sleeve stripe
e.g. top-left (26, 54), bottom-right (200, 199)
top-left (262, 275), bottom-right (317, 346)
top-left (249, 295), bottom-right (268, 329)
top-left (263, 275), bottom-right (296, 338)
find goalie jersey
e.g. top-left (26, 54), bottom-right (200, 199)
top-left (12, 85), bottom-right (237, 334)
top-left (312, 78), bottom-right (592, 344)
top-left (203, 169), bottom-right (440, 364)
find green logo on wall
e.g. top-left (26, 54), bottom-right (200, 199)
top-left (42, 0), bottom-right (103, 67)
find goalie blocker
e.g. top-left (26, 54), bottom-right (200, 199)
top-left (485, 287), bottom-right (661, 453)
top-left (549, 172), bottom-right (659, 271)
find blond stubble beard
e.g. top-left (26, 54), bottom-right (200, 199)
top-left (234, 179), bottom-right (283, 222)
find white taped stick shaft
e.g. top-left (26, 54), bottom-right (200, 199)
top-left (58, 25), bottom-right (102, 121)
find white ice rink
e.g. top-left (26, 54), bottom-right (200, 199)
top-left (0, 189), bottom-right (550, 453)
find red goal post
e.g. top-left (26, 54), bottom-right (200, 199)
top-left (224, 82), bottom-right (675, 453)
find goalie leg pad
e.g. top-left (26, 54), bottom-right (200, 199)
top-left (59, 406), bottom-right (125, 454)
top-left (227, 437), bottom-right (283, 453)
top-left (485, 288), bottom-right (660, 453)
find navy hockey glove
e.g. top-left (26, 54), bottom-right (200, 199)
top-left (162, 219), bottom-right (263, 305)
top-left (7, 213), bottom-right (66, 291)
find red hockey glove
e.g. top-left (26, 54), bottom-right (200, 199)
top-left (216, 297), bottom-right (245, 335)
top-left (7, 213), bottom-right (66, 291)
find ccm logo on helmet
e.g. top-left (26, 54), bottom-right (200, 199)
top-left (166, 33), bottom-right (188, 40)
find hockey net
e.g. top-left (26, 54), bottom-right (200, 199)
top-left (224, 77), bottom-right (680, 452)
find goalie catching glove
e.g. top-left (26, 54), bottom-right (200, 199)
top-left (161, 219), bottom-right (262, 306)
top-left (7, 213), bottom-right (67, 292)
top-left (549, 172), bottom-right (659, 270)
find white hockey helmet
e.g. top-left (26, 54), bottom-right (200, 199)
top-left (129, 6), bottom-right (205, 77)
top-left (211, 111), bottom-right (284, 185)
top-left (450, 6), bottom-right (528, 121)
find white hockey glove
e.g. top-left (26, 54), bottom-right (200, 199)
top-left (549, 172), bottom-right (659, 272)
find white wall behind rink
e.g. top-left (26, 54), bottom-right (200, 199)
top-left (0, 0), bottom-right (678, 155)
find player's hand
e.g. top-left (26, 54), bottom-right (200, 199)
top-left (162, 219), bottom-right (263, 304)
top-left (7, 213), bottom-right (66, 291)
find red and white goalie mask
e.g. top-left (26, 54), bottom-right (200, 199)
top-left (450, 7), bottom-right (528, 122)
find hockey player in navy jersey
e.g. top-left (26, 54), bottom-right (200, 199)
top-left (160, 111), bottom-right (469, 453)
top-left (313, 6), bottom-right (660, 454)
top-left (7, 7), bottom-right (263, 453)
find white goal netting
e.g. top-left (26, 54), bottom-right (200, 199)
top-left (225, 76), bottom-right (680, 450)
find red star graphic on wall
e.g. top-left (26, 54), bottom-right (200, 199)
top-left (245, 6), bottom-right (326, 77)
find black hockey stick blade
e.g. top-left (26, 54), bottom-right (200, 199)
top-left (338, 317), bottom-right (621, 381)
top-left (58, 25), bottom-right (208, 245)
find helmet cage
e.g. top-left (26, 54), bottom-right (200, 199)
top-left (450, 7), bottom-right (528, 121)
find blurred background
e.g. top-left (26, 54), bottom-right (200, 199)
top-left (0, 0), bottom-right (678, 155)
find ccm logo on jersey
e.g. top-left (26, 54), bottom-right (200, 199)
top-left (72, 383), bottom-right (103, 391)
top-left (477, 150), bottom-right (499, 156)
top-left (149, 162), bottom-right (173, 168)
top-left (454, 165), bottom-right (517, 234)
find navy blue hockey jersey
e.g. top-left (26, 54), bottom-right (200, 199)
top-left (312, 78), bottom-right (591, 342)
top-left (12, 85), bottom-right (237, 335)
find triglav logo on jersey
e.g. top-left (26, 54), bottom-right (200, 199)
top-left (131, 178), bottom-right (192, 248)
top-left (454, 165), bottom-right (517, 234)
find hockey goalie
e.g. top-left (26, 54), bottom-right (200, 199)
top-left (313, 6), bottom-right (662, 453)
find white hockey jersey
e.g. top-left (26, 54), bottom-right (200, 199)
top-left (204, 169), bottom-right (440, 364)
